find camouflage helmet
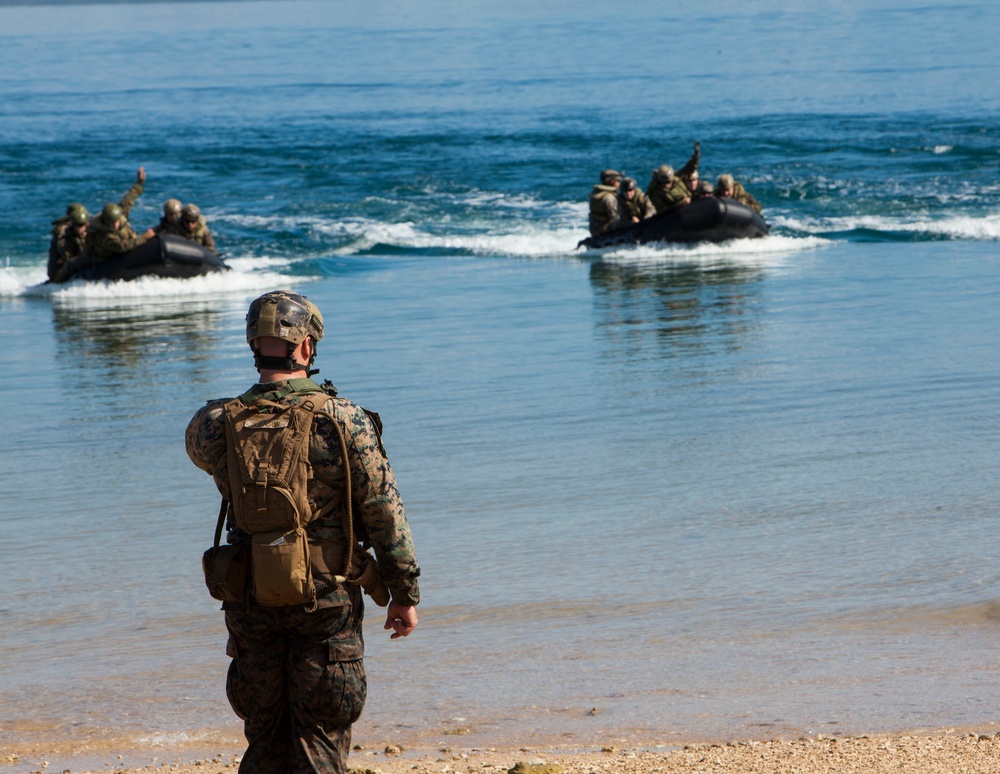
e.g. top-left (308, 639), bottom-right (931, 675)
top-left (620, 177), bottom-right (638, 192)
top-left (694, 180), bottom-right (715, 198)
top-left (716, 174), bottom-right (735, 192)
top-left (69, 207), bottom-right (90, 226)
top-left (246, 290), bottom-right (324, 346)
top-left (66, 202), bottom-right (86, 216)
top-left (247, 291), bottom-right (325, 375)
top-left (101, 202), bottom-right (123, 225)
top-left (654, 165), bottom-right (674, 184)
top-left (163, 198), bottom-right (182, 216)
top-left (181, 203), bottom-right (201, 223)
top-left (600, 169), bottom-right (623, 185)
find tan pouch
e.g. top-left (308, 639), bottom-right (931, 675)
top-left (251, 528), bottom-right (316, 608)
top-left (202, 544), bottom-right (250, 603)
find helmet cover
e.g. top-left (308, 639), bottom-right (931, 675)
top-left (246, 291), bottom-right (325, 347)
top-left (181, 203), bottom-right (201, 222)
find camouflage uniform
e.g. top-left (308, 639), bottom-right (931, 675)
top-left (180, 216), bottom-right (218, 254)
top-left (152, 215), bottom-right (183, 237)
top-left (47, 225), bottom-right (88, 282)
top-left (85, 179), bottom-right (148, 266)
top-left (186, 377), bottom-right (420, 774)
top-left (646, 144), bottom-right (701, 214)
top-left (721, 180), bottom-right (763, 214)
top-left (588, 184), bottom-right (620, 236)
top-left (617, 187), bottom-right (656, 225)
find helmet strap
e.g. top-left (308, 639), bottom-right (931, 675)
top-left (250, 340), bottom-right (319, 377)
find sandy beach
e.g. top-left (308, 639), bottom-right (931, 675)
top-left (6, 727), bottom-right (1000, 774)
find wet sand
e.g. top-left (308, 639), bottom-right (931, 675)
top-left (7, 727), bottom-right (1000, 774)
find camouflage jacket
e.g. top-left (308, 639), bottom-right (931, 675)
top-left (86, 220), bottom-right (148, 265)
top-left (186, 378), bottom-right (421, 608)
top-left (47, 226), bottom-right (87, 282)
top-left (724, 181), bottom-right (763, 214)
top-left (152, 216), bottom-right (183, 236)
top-left (646, 145), bottom-right (701, 214)
top-left (588, 184), bottom-right (620, 236)
top-left (646, 177), bottom-right (691, 214)
top-left (118, 180), bottom-right (143, 220)
top-left (617, 189), bottom-right (656, 225)
top-left (85, 180), bottom-right (148, 265)
top-left (180, 218), bottom-right (217, 254)
top-left (675, 144), bottom-right (700, 191)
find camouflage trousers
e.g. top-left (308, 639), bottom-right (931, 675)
top-left (224, 599), bottom-right (366, 774)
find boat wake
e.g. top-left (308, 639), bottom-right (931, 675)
top-left (0, 257), bottom-right (304, 302)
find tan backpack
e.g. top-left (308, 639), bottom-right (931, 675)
top-left (222, 395), bottom-right (337, 609)
top-left (201, 389), bottom-right (391, 609)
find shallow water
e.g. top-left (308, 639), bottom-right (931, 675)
top-left (2, 0), bottom-right (1000, 759)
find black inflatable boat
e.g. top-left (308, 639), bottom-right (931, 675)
top-left (70, 233), bottom-right (229, 282)
top-left (578, 196), bottom-right (769, 250)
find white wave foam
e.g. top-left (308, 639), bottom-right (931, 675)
top-left (776, 211), bottom-right (1000, 240)
top-left (596, 233), bottom-right (828, 270)
top-left (0, 262), bottom-right (305, 301)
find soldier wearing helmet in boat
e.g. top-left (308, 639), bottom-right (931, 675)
top-left (153, 198), bottom-right (184, 236)
top-left (616, 177), bottom-right (655, 226)
top-left (692, 180), bottom-right (715, 200)
top-left (715, 173), bottom-right (762, 214)
top-left (47, 205), bottom-right (90, 282)
top-left (178, 202), bottom-right (218, 254)
top-left (588, 168), bottom-right (622, 237)
top-left (84, 166), bottom-right (155, 267)
top-left (646, 140), bottom-right (701, 214)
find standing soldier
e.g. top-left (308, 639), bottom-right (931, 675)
top-left (178, 203), bottom-right (217, 254)
top-left (588, 168), bottom-right (622, 237)
top-left (185, 290), bottom-right (421, 774)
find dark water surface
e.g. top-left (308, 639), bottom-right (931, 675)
top-left (2, 0), bottom-right (1000, 764)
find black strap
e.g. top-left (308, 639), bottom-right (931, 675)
top-left (212, 497), bottom-right (228, 550)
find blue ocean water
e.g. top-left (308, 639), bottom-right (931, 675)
top-left (2, 0), bottom-right (1000, 766)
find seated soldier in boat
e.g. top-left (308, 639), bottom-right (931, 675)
top-left (691, 180), bottom-right (715, 200)
top-left (646, 140), bottom-right (700, 214)
top-left (588, 169), bottom-right (622, 237)
top-left (153, 199), bottom-right (184, 236)
top-left (84, 166), bottom-right (156, 268)
top-left (715, 173), bottom-right (762, 214)
top-left (617, 177), bottom-right (656, 226)
top-left (48, 204), bottom-right (89, 282)
top-left (178, 203), bottom-right (217, 254)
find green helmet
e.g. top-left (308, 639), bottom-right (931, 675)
top-left (163, 198), bottom-right (182, 216)
top-left (101, 202), bottom-right (123, 225)
top-left (181, 203), bottom-right (201, 222)
top-left (246, 291), bottom-right (325, 375)
top-left (66, 202), bottom-right (86, 216)
top-left (70, 208), bottom-right (90, 226)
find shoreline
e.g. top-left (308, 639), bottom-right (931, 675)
top-left (6, 725), bottom-right (1000, 774)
